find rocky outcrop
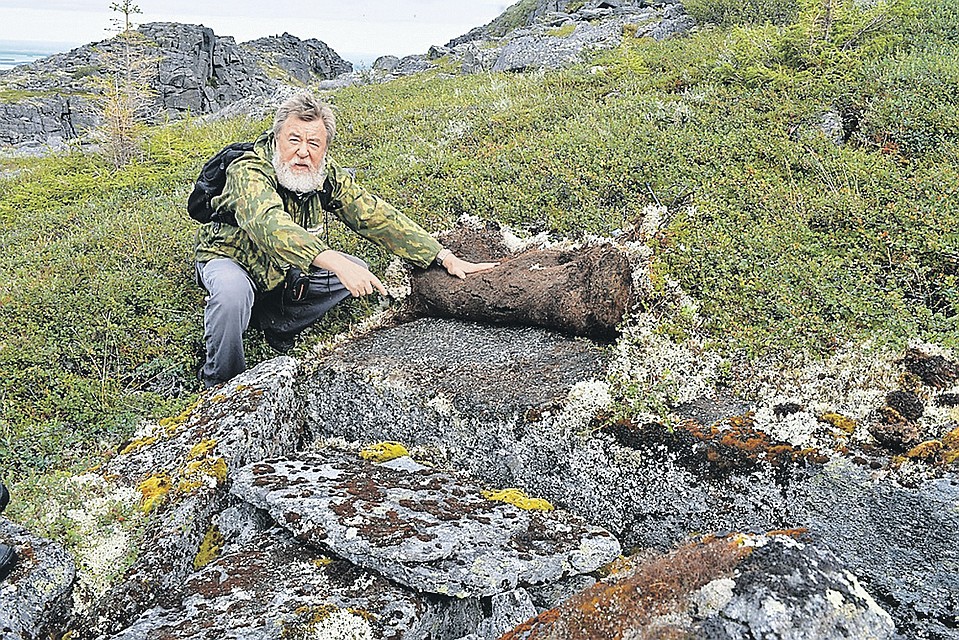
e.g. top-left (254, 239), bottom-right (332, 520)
top-left (320, 0), bottom-right (695, 88)
top-left (0, 0), bottom-right (694, 147)
top-left (301, 317), bottom-right (959, 639)
top-left (6, 315), bottom-right (943, 638)
top-left (0, 519), bottom-right (76, 640)
top-left (0, 23), bottom-right (350, 148)
top-left (242, 32), bottom-right (352, 85)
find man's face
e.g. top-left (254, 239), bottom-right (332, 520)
top-left (273, 116), bottom-right (329, 193)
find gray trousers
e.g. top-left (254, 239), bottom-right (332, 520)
top-left (196, 255), bottom-right (362, 387)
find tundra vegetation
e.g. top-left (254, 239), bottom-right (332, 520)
top-left (1, 0), bottom-right (956, 543)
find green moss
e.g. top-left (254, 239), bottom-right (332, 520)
top-left (548, 24), bottom-right (577, 38)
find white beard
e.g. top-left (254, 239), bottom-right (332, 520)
top-left (272, 150), bottom-right (328, 194)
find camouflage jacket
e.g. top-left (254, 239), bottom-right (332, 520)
top-left (194, 132), bottom-right (442, 291)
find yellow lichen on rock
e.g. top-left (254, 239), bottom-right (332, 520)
top-left (158, 396), bottom-right (201, 435)
top-left (482, 488), bottom-right (555, 511)
top-left (188, 439), bottom-right (218, 460)
top-left (194, 525), bottom-right (224, 570)
top-left (178, 457), bottom-right (228, 493)
top-left (906, 440), bottom-right (943, 460)
top-left (119, 435), bottom-right (158, 455)
top-left (137, 474), bottom-right (172, 513)
top-left (941, 426), bottom-right (959, 464)
top-left (360, 441), bottom-right (409, 463)
top-left (819, 412), bottom-right (857, 434)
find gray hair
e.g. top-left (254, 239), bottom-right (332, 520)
top-left (272, 92), bottom-right (336, 142)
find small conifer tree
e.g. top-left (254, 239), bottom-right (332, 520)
top-left (93, 1), bottom-right (157, 168)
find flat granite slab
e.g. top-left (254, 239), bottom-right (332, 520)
top-left (231, 451), bottom-right (621, 598)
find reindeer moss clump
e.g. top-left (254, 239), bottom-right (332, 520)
top-left (483, 488), bottom-right (554, 511)
top-left (193, 525), bottom-right (224, 570)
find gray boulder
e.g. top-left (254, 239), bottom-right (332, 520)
top-left (231, 451), bottom-right (621, 597)
top-left (499, 534), bottom-right (896, 639)
top-left (78, 358), bottom-right (307, 638)
top-left (0, 519), bottom-right (76, 640)
top-left (106, 525), bottom-right (447, 640)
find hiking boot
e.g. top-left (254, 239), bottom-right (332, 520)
top-left (0, 543), bottom-right (15, 581)
top-left (0, 481), bottom-right (8, 514)
top-left (264, 330), bottom-right (295, 354)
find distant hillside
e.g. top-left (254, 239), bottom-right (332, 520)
top-left (0, 0), bottom-right (693, 149)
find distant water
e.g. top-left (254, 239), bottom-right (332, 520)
top-left (0, 40), bottom-right (77, 72)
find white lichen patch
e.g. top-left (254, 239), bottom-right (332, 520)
top-left (745, 340), bottom-right (959, 451)
top-left (826, 588), bottom-right (846, 609)
top-left (744, 341), bottom-right (901, 435)
top-left (425, 393), bottom-right (456, 417)
top-left (32, 473), bottom-right (146, 614)
top-left (762, 595), bottom-right (789, 617)
top-left (844, 570), bottom-right (895, 624)
top-left (607, 316), bottom-right (722, 415)
top-left (382, 259), bottom-right (412, 301)
top-left (752, 406), bottom-right (824, 448)
top-left (690, 577), bottom-right (736, 616)
top-left (308, 609), bottom-right (375, 640)
top-left (72, 524), bottom-right (132, 612)
top-left (558, 379), bottom-right (612, 434)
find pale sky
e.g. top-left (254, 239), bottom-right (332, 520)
top-left (0, 1), bottom-right (511, 64)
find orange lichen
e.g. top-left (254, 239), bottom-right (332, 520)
top-left (766, 527), bottom-right (809, 538)
top-left (500, 537), bottom-right (751, 639)
top-left (689, 413), bottom-right (828, 467)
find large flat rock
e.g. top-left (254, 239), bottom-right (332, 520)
top-left (231, 451), bottom-right (620, 598)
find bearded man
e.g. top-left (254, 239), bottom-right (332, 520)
top-left (194, 92), bottom-right (495, 388)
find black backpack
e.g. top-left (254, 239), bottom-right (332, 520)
top-left (187, 142), bottom-right (254, 225)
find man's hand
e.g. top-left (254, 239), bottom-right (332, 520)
top-left (441, 252), bottom-right (499, 280)
top-left (313, 249), bottom-right (388, 297)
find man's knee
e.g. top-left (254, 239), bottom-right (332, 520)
top-left (200, 260), bottom-right (255, 311)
